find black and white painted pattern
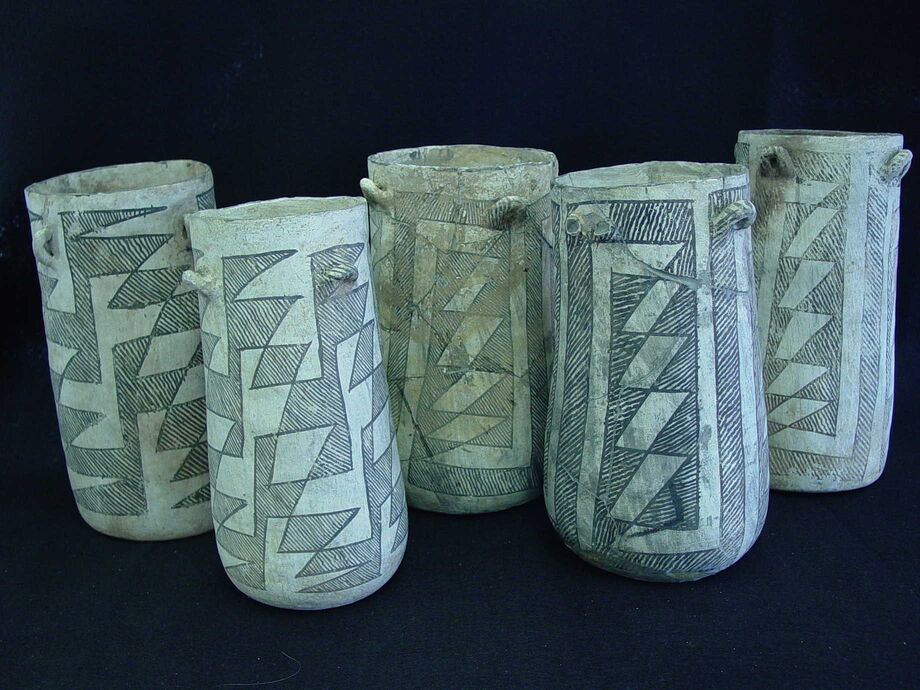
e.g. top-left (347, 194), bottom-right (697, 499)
top-left (544, 164), bottom-right (769, 581)
top-left (26, 162), bottom-right (214, 540)
top-left (738, 131), bottom-right (911, 491)
top-left (363, 147), bottom-right (557, 513)
top-left (186, 198), bottom-right (406, 609)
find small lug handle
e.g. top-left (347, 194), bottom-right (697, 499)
top-left (713, 200), bottom-right (757, 234)
top-left (759, 145), bottom-right (794, 178)
top-left (32, 226), bottom-right (56, 268)
top-left (493, 195), bottom-right (528, 225)
top-left (880, 149), bottom-right (912, 186)
top-left (182, 269), bottom-right (222, 302)
top-left (360, 178), bottom-right (393, 210)
top-left (564, 208), bottom-right (609, 240)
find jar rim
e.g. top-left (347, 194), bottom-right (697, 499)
top-left (189, 196), bottom-right (365, 222)
top-left (369, 144), bottom-right (556, 171)
top-left (26, 160), bottom-right (211, 197)
top-left (739, 128), bottom-right (902, 139)
top-left (555, 161), bottom-right (747, 190)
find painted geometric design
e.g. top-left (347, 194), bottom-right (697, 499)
top-left (548, 228), bottom-right (593, 545)
top-left (251, 343), bottom-right (312, 389)
top-left (588, 200), bottom-right (700, 548)
top-left (34, 204), bottom-right (209, 516)
top-left (196, 187), bottom-right (216, 211)
top-left (369, 191), bottom-right (549, 503)
top-left (203, 243), bottom-right (406, 594)
top-left (759, 155), bottom-right (847, 447)
top-left (710, 185), bottom-right (769, 547)
top-left (752, 147), bottom-right (899, 482)
top-left (547, 186), bottom-right (765, 579)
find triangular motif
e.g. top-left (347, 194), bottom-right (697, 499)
top-left (251, 343), bottom-right (312, 389)
top-left (349, 322), bottom-right (376, 390)
top-left (223, 250), bottom-right (297, 300)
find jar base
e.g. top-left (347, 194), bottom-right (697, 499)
top-left (77, 504), bottom-right (213, 541)
top-left (405, 486), bottom-right (539, 514)
top-left (228, 540), bottom-right (407, 610)
top-left (769, 467), bottom-right (885, 493)
top-left (569, 545), bottom-right (739, 583)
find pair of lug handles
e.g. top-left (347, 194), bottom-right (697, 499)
top-left (182, 261), bottom-right (361, 301)
top-left (363, 176), bottom-right (757, 238)
top-left (43, 146), bottom-right (913, 289)
top-left (182, 181), bottom-right (529, 297)
top-left (566, 200), bottom-right (758, 240)
top-left (757, 145), bottom-right (912, 185)
top-left (360, 177), bottom-right (530, 222)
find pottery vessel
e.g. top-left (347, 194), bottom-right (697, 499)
top-left (736, 130), bottom-right (912, 491)
top-left (25, 161), bottom-right (215, 540)
top-left (184, 197), bottom-right (407, 609)
top-left (361, 145), bottom-right (557, 514)
top-left (544, 162), bottom-right (769, 581)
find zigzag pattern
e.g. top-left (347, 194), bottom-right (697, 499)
top-left (108, 266), bottom-right (186, 309)
top-left (370, 190), bottom-right (549, 506)
top-left (381, 191), bottom-right (547, 503)
top-left (551, 189), bottom-right (766, 577)
top-left (39, 204), bottom-right (209, 515)
top-left (763, 154), bottom-right (847, 447)
top-left (208, 242), bottom-right (403, 596)
top-left (591, 200), bottom-right (699, 544)
top-left (45, 227), bottom-right (172, 383)
top-left (755, 149), bottom-right (861, 479)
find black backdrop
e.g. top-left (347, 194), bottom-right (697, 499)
top-left (1, 1), bottom-right (917, 687)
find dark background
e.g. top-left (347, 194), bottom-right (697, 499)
top-left (1, 1), bottom-right (918, 687)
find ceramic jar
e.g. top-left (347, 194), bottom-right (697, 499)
top-left (736, 130), bottom-right (912, 491)
top-left (25, 161), bottom-right (215, 540)
top-left (544, 162), bottom-right (769, 581)
top-left (361, 145), bottom-right (558, 514)
top-left (184, 197), bottom-right (407, 609)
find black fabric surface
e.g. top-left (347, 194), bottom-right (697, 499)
top-left (1, 1), bottom-right (917, 687)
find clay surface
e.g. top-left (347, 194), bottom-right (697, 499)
top-left (737, 130), bottom-right (912, 491)
top-left (544, 162), bottom-right (769, 581)
top-left (361, 145), bottom-right (558, 513)
top-left (25, 160), bottom-right (215, 540)
top-left (185, 197), bottom-right (407, 609)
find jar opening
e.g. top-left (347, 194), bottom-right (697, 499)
top-left (740, 129), bottom-right (901, 139)
top-left (556, 162), bottom-right (746, 189)
top-left (28, 160), bottom-right (210, 196)
top-left (192, 197), bottom-right (363, 222)
top-left (370, 145), bottom-right (555, 170)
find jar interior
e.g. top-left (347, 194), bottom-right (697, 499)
top-left (743, 128), bottom-right (899, 138)
top-left (30, 160), bottom-right (209, 195)
top-left (371, 145), bottom-right (554, 169)
top-left (197, 197), bottom-right (363, 222)
top-left (556, 161), bottom-right (744, 189)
